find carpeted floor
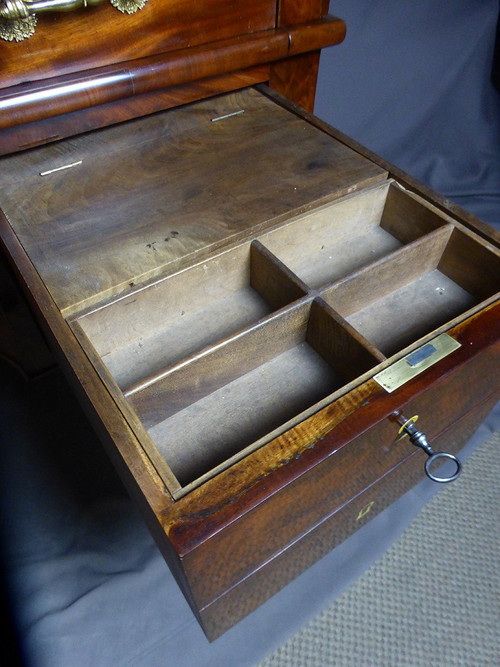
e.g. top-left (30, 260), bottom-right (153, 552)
top-left (258, 427), bottom-right (500, 666)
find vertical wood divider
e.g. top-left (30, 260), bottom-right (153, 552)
top-left (306, 298), bottom-right (386, 381)
top-left (250, 239), bottom-right (310, 308)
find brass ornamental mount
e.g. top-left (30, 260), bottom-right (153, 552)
top-left (0, 0), bottom-right (148, 41)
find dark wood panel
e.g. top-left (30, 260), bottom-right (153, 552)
top-left (0, 66), bottom-right (270, 156)
top-left (270, 3), bottom-right (343, 111)
top-left (0, 0), bottom-right (276, 89)
top-left (198, 396), bottom-right (499, 639)
top-left (0, 17), bottom-right (345, 130)
top-left (269, 51), bottom-right (322, 112)
top-left (185, 416), bottom-right (415, 610)
top-left (277, 0), bottom-right (328, 25)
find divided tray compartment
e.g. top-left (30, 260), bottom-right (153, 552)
top-left (320, 225), bottom-right (500, 357)
top-left (257, 180), bottom-right (451, 289)
top-left (71, 180), bottom-right (500, 492)
top-left (125, 300), bottom-right (382, 486)
top-left (74, 180), bottom-right (448, 391)
top-left (74, 241), bottom-right (309, 391)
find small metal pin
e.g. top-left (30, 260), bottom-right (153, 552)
top-left (211, 110), bottom-right (245, 123)
top-left (39, 160), bottom-right (83, 176)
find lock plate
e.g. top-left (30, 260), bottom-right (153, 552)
top-left (373, 333), bottom-right (461, 393)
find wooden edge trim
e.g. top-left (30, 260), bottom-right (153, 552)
top-left (70, 318), bottom-right (182, 495)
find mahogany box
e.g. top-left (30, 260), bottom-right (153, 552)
top-left (1, 0), bottom-right (498, 640)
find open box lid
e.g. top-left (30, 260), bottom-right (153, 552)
top-left (0, 87), bottom-right (388, 316)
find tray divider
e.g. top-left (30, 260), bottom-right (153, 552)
top-left (250, 240), bottom-right (311, 308)
top-left (124, 302), bottom-right (312, 429)
top-left (438, 228), bottom-right (500, 300)
top-left (306, 298), bottom-right (386, 381)
top-left (70, 319), bottom-right (183, 495)
top-left (381, 183), bottom-right (454, 241)
top-left (321, 224), bottom-right (455, 318)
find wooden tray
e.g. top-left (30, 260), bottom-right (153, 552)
top-left (1, 85), bottom-right (499, 639)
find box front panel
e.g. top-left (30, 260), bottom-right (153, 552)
top-left (173, 307), bottom-right (499, 611)
top-left (198, 394), bottom-right (499, 640)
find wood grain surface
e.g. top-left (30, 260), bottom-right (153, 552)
top-left (1, 10), bottom-right (498, 640)
top-left (198, 395), bottom-right (499, 639)
top-left (164, 303), bottom-right (500, 619)
top-left (0, 67), bottom-right (271, 156)
top-left (0, 0), bottom-right (276, 89)
top-left (0, 88), bottom-right (387, 316)
top-left (0, 15), bottom-right (345, 131)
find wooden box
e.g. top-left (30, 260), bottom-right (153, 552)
top-left (1, 1), bottom-right (499, 641)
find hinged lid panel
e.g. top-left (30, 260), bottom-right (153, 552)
top-left (0, 87), bottom-right (387, 315)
